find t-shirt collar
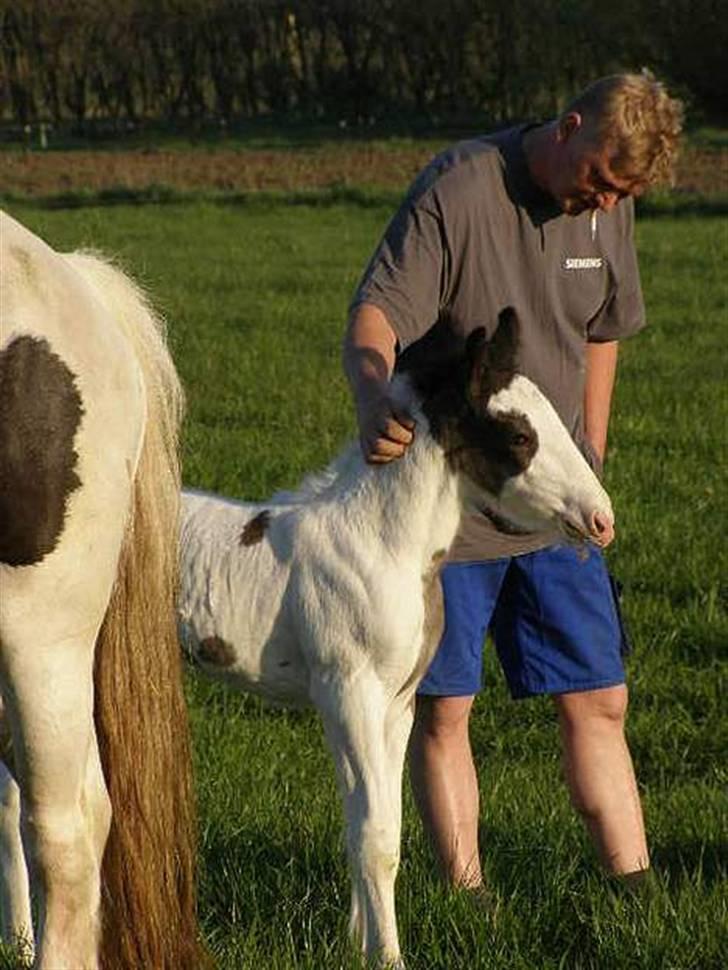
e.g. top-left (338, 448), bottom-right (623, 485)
top-left (501, 123), bottom-right (563, 226)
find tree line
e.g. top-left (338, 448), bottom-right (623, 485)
top-left (1, 0), bottom-right (725, 133)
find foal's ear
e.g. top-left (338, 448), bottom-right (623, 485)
top-left (465, 327), bottom-right (488, 405)
top-left (488, 307), bottom-right (520, 377)
top-left (464, 327), bottom-right (488, 367)
top-left (467, 308), bottom-right (520, 405)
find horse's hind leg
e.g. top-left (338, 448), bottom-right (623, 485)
top-left (0, 627), bottom-right (110, 970)
top-left (0, 758), bottom-right (33, 959)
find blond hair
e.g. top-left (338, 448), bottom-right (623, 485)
top-left (566, 72), bottom-right (684, 186)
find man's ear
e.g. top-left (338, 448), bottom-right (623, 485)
top-left (558, 111), bottom-right (583, 142)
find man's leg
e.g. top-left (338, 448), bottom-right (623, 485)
top-left (409, 559), bottom-right (509, 887)
top-left (555, 685), bottom-right (649, 874)
top-left (409, 694), bottom-right (483, 887)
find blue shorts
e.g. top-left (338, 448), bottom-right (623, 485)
top-left (418, 545), bottom-right (629, 700)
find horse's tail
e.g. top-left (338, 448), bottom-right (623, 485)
top-left (65, 253), bottom-right (207, 969)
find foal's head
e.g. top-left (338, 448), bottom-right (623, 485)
top-left (397, 307), bottom-right (614, 545)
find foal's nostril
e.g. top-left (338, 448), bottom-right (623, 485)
top-left (591, 510), bottom-right (614, 541)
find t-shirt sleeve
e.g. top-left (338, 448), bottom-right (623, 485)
top-left (349, 192), bottom-right (446, 350)
top-left (587, 199), bottom-right (646, 343)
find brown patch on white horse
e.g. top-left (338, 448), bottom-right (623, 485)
top-left (414, 550), bottom-right (447, 689)
top-left (197, 635), bottom-right (236, 668)
top-left (422, 549), bottom-right (446, 658)
top-left (398, 308), bottom-right (539, 500)
top-left (0, 335), bottom-right (84, 566)
top-left (440, 406), bottom-right (540, 497)
top-left (240, 510), bottom-right (270, 546)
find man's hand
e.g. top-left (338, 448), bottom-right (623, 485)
top-left (356, 391), bottom-right (416, 464)
top-left (344, 303), bottom-right (416, 463)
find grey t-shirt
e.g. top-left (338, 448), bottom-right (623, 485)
top-left (350, 124), bottom-right (646, 562)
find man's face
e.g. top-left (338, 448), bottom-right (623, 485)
top-left (553, 115), bottom-right (646, 216)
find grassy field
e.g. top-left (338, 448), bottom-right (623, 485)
top-left (1, 197), bottom-right (726, 969)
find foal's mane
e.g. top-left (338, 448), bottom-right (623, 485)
top-left (270, 459), bottom-right (345, 505)
top-left (395, 316), bottom-right (470, 403)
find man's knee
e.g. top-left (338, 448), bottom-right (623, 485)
top-left (555, 684), bottom-right (629, 734)
top-left (413, 694), bottom-right (475, 741)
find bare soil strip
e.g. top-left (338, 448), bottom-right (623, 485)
top-left (2, 145), bottom-right (726, 197)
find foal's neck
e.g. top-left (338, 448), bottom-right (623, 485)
top-left (337, 408), bottom-right (462, 567)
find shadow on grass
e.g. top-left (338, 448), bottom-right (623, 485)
top-left (4, 185), bottom-right (728, 217)
top-left (651, 840), bottom-right (728, 888)
top-left (0, 183), bottom-right (403, 211)
top-left (199, 818), bottom-right (346, 938)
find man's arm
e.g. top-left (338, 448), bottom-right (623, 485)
top-left (343, 303), bottom-right (415, 463)
top-left (584, 340), bottom-right (619, 464)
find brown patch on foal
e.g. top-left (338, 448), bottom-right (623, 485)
top-left (396, 307), bottom-right (539, 496)
top-left (446, 407), bottom-right (539, 496)
top-left (395, 550), bottom-right (448, 699)
top-left (0, 335), bottom-right (84, 566)
top-left (197, 636), bottom-right (236, 668)
top-left (240, 510), bottom-right (270, 546)
top-left (422, 550), bottom-right (446, 661)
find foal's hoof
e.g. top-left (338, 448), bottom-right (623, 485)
top-left (374, 952), bottom-right (405, 970)
top-left (465, 882), bottom-right (500, 920)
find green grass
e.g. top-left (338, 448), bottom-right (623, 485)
top-left (688, 126), bottom-right (728, 152)
top-left (2, 201), bottom-right (726, 969)
top-left (4, 183), bottom-right (728, 219)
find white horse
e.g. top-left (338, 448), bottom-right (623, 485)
top-left (0, 212), bottom-right (204, 969)
top-left (178, 308), bottom-right (614, 967)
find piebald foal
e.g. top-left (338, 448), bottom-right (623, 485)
top-left (179, 309), bottom-right (614, 967)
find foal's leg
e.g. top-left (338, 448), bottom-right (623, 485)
top-left (314, 675), bottom-right (404, 968)
top-left (345, 694), bottom-right (411, 957)
top-left (0, 759), bottom-right (33, 958)
top-left (385, 699), bottom-right (415, 858)
top-left (0, 631), bottom-right (111, 970)
top-left (343, 697), bottom-right (414, 954)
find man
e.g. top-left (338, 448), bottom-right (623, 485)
top-left (343, 73), bottom-right (683, 889)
